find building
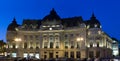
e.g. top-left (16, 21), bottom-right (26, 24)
top-left (6, 9), bottom-right (113, 59)
top-left (0, 40), bottom-right (6, 56)
top-left (112, 38), bottom-right (119, 56)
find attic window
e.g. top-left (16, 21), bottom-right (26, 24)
top-left (43, 26), bottom-right (46, 27)
top-left (87, 25), bottom-right (90, 29)
top-left (52, 25), bottom-right (55, 27)
top-left (95, 24), bottom-right (97, 27)
top-left (100, 25), bottom-right (102, 28)
top-left (56, 25), bottom-right (60, 27)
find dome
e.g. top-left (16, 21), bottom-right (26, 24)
top-left (43, 8), bottom-right (61, 20)
top-left (42, 8), bottom-right (61, 25)
top-left (86, 13), bottom-right (101, 28)
top-left (7, 18), bottom-right (19, 31)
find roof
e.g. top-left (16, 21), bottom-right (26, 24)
top-left (7, 18), bottom-right (19, 31)
top-left (7, 9), bottom-right (101, 30)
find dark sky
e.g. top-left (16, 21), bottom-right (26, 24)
top-left (0, 0), bottom-right (120, 42)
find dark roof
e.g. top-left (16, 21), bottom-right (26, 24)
top-left (22, 19), bottom-right (41, 25)
top-left (43, 8), bottom-right (61, 20)
top-left (7, 18), bottom-right (19, 31)
top-left (62, 16), bottom-right (83, 27)
top-left (8, 9), bottom-right (102, 30)
top-left (84, 13), bottom-right (101, 28)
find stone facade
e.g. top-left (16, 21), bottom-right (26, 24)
top-left (6, 9), bottom-right (113, 59)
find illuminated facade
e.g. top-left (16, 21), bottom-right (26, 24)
top-left (112, 38), bottom-right (119, 56)
top-left (0, 40), bottom-right (6, 56)
top-left (6, 9), bottom-right (113, 59)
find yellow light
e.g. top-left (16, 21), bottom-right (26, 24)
top-left (15, 38), bottom-right (21, 42)
top-left (76, 37), bottom-right (84, 41)
top-left (77, 38), bottom-right (80, 41)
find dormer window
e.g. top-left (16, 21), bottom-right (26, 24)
top-left (56, 25), bottom-right (60, 27)
top-left (95, 24), bottom-right (97, 27)
top-left (87, 25), bottom-right (90, 29)
top-left (43, 26), bottom-right (46, 27)
top-left (52, 25), bottom-right (55, 27)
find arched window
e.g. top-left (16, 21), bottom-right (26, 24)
top-left (97, 42), bottom-right (99, 47)
top-left (90, 43), bottom-right (93, 47)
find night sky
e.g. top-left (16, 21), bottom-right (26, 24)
top-left (0, 0), bottom-right (120, 42)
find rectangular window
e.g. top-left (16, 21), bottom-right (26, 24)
top-left (70, 52), bottom-right (74, 58)
top-left (29, 53), bottom-right (34, 57)
top-left (76, 51), bottom-right (80, 58)
top-left (89, 51), bottom-right (94, 58)
top-left (56, 55), bottom-right (58, 58)
top-left (35, 53), bottom-right (39, 59)
top-left (96, 51), bottom-right (100, 58)
top-left (12, 53), bottom-right (17, 57)
top-left (44, 42), bottom-right (48, 48)
top-left (71, 41), bottom-right (74, 48)
top-left (44, 55), bottom-right (47, 59)
top-left (64, 52), bottom-right (68, 57)
top-left (23, 53), bottom-right (28, 58)
top-left (65, 42), bottom-right (68, 49)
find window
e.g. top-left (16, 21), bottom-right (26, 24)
top-left (30, 35), bottom-right (33, 39)
top-left (44, 42), bottom-right (48, 48)
top-left (70, 52), bottom-right (74, 58)
top-left (13, 44), bottom-right (16, 49)
top-left (24, 43), bottom-right (27, 49)
top-left (77, 43), bottom-right (80, 48)
top-left (35, 35), bottom-right (39, 40)
top-left (56, 55), bottom-right (58, 58)
top-left (65, 42), bottom-right (69, 49)
top-left (23, 53), bottom-right (28, 58)
top-left (65, 34), bottom-right (68, 37)
top-left (70, 34), bottom-right (73, 37)
top-left (29, 53), bottom-right (34, 57)
top-left (71, 41), bottom-right (74, 48)
top-left (89, 51), bottom-right (94, 58)
top-left (50, 42), bottom-right (53, 48)
top-left (24, 35), bottom-right (27, 41)
top-left (56, 42), bottom-right (59, 48)
top-left (44, 55), bottom-right (47, 59)
top-left (35, 53), bottom-right (39, 59)
top-left (76, 51), bottom-right (80, 58)
top-left (97, 43), bottom-right (99, 47)
top-left (96, 51), bottom-right (100, 58)
top-left (12, 53), bottom-right (17, 57)
top-left (90, 43), bottom-right (93, 47)
top-left (65, 52), bottom-right (68, 57)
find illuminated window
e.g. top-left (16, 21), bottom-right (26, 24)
top-left (43, 26), bottom-right (46, 27)
top-left (35, 53), bottom-right (39, 59)
top-left (88, 32), bottom-right (90, 35)
top-left (52, 25), bottom-right (55, 27)
top-left (98, 31), bottom-right (101, 34)
top-left (87, 25), bottom-right (90, 29)
top-left (29, 53), bottom-right (34, 57)
top-left (95, 24), bottom-right (97, 27)
top-left (56, 25), bottom-right (60, 27)
top-left (23, 53), bottom-right (28, 58)
top-left (12, 53), bottom-right (17, 57)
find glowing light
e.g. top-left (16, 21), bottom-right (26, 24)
top-left (14, 38), bottom-right (21, 42)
